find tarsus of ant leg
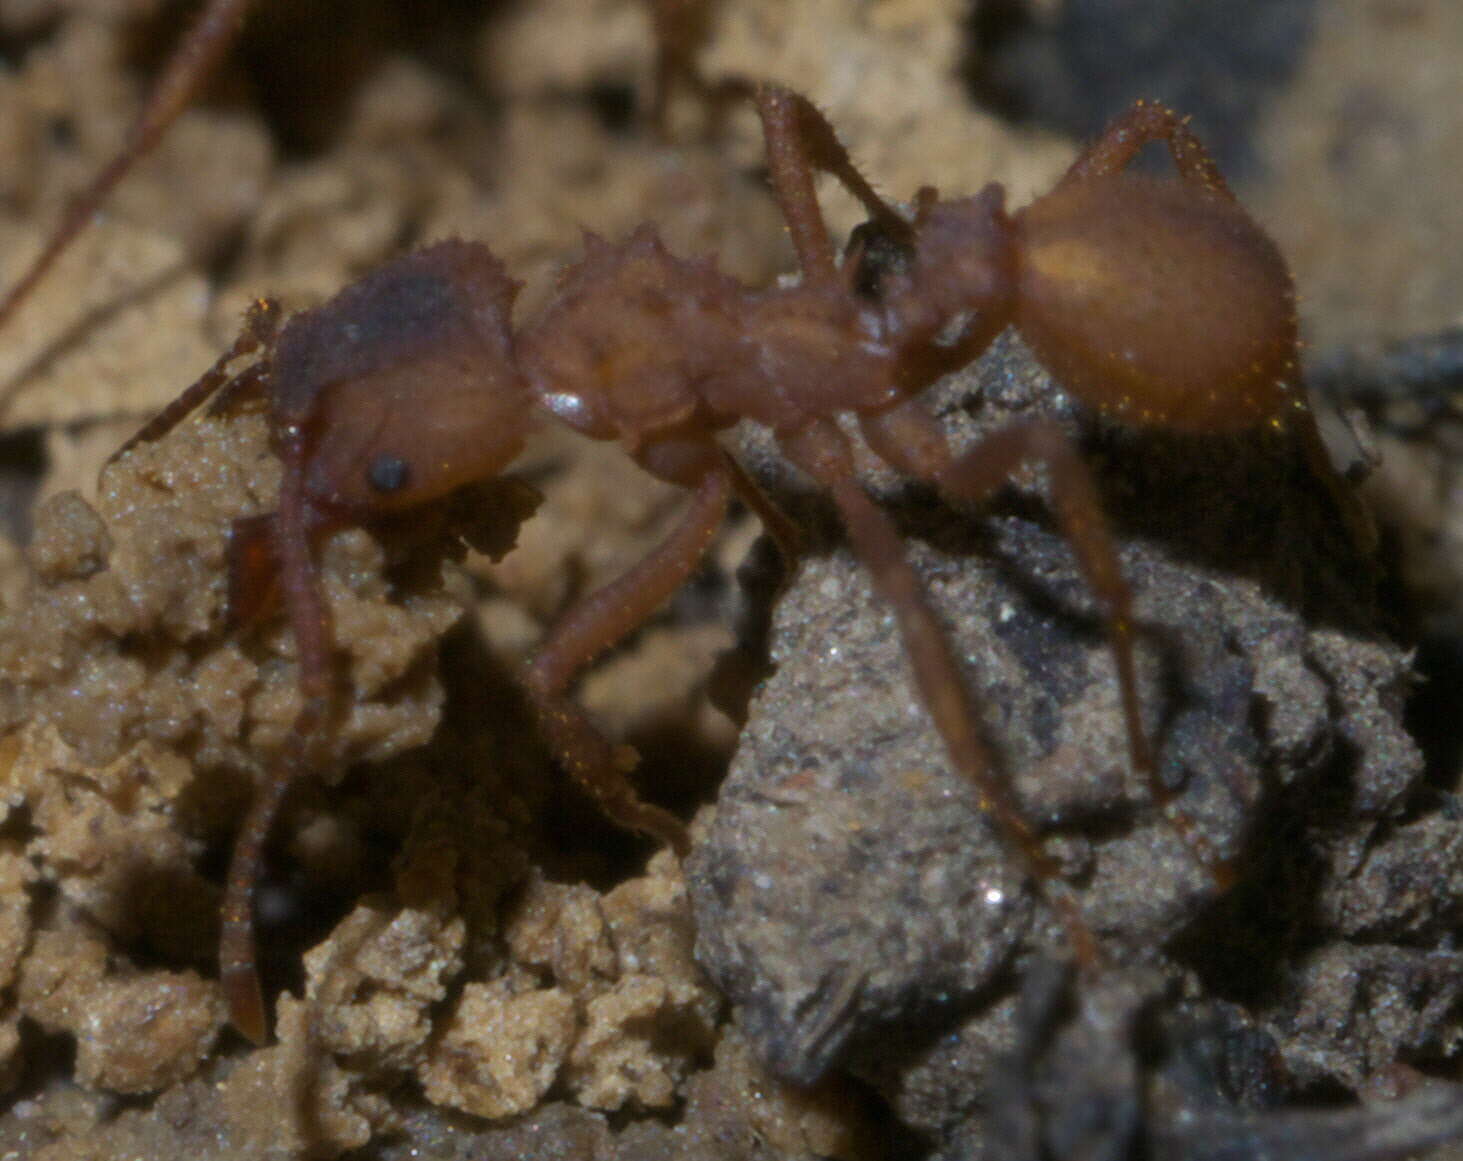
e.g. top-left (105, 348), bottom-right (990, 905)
top-left (0, 0), bottom-right (255, 334)
top-left (105, 299), bottom-right (278, 471)
top-left (220, 431), bottom-right (332, 1044)
top-left (781, 418), bottom-right (1100, 968)
top-left (523, 455), bottom-right (735, 856)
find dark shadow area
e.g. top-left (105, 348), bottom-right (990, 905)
top-left (964, 0), bottom-right (1318, 176)
top-left (127, 0), bottom-right (502, 158)
top-left (0, 427), bottom-right (44, 543)
top-left (1406, 634), bottom-right (1463, 796)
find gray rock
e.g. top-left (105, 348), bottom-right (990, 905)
top-left (688, 334), bottom-right (1438, 1152)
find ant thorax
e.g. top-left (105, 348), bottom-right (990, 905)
top-left (853, 186), bottom-right (1019, 367)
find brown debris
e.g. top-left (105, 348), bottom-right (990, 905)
top-left (425, 852), bottom-right (720, 1117)
top-left (422, 979), bottom-right (578, 1118)
top-left (18, 924), bottom-right (222, 1093)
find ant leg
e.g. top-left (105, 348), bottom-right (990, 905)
top-left (220, 439), bottom-right (334, 1044)
top-left (523, 453), bottom-right (737, 857)
top-left (105, 298), bottom-right (279, 470)
top-left (1054, 101), bottom-right (1235, 201)
top-left (748, 84), bottom-right (910, 283)
top-left (863, 402), bottom-right (1231, 883)
top-left (0, 0), bottom-right (256, 330)
top-left (780, 418), bottom-right (1100, 967)
top-left (219, 744), bottom-right (296, 1045)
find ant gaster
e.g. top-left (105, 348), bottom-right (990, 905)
top-left (87, 80), bottom-right (1366, 1044)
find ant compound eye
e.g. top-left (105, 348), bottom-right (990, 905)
top-left (367, 453), bottom-right (412, 494)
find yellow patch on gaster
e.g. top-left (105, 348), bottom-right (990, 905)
top-left (1026, 237), bottom-right (1116, 295)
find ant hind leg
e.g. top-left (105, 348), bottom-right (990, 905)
top-left (925, 412), bottom-right (1236, 885)
top-left (1054, 101), bottom-right (1236, 201)
top-left (780, 417), bottom-right (1102, 968)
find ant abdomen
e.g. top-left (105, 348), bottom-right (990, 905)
top-left (1013, 173), bottom-right (1299, 433)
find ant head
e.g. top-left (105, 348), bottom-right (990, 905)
top-left (272, 242), bottom-right (533, 517)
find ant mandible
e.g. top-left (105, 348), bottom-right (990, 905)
top-left (88, 69), bottom-right (1363, 1045)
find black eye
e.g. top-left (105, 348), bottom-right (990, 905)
top-left (367, 454), bottom-right (411, 494)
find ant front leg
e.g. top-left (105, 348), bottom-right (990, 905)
top-left (220, 429), bottom-right (335, 1045)
top-left (106, 298), bottom-right (280, 469)
top-left (521, 446), bottom-right (745, 857)
top-left (1052, 100), bottom-right (1236, 201)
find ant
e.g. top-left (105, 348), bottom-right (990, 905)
top-left (0, 2), bottom-right (1365, 1050)
top-left (90, 78), bottom-right (1363, 1044)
